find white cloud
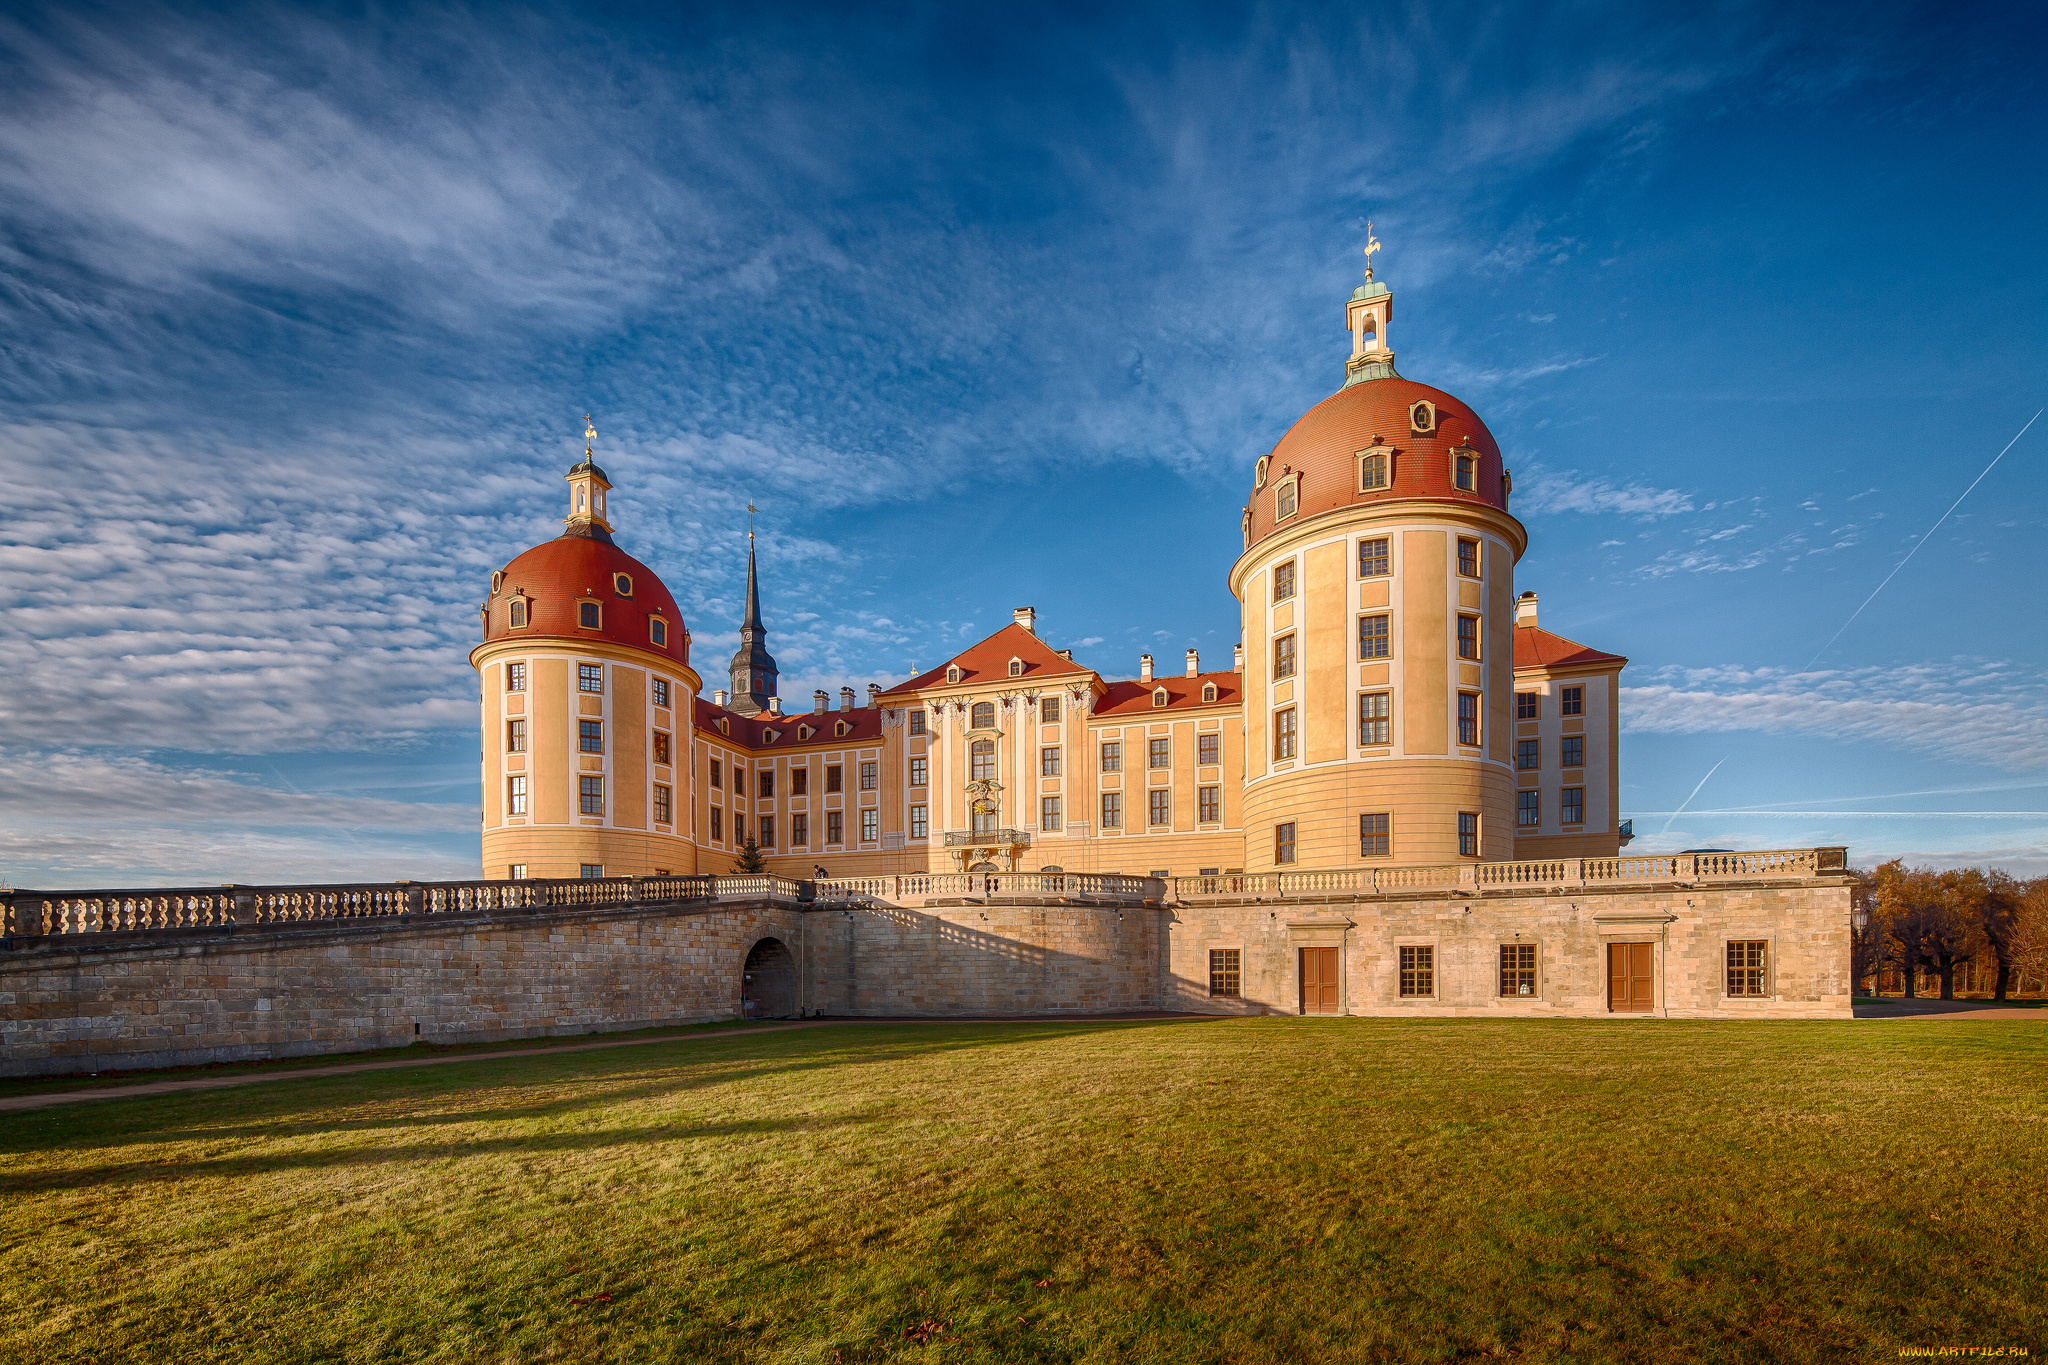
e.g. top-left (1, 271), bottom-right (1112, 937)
top-left (1515, 461), bottom-right (1694, 517)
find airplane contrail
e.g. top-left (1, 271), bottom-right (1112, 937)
top-left (1660, 756), bottom-right (1727, 834)
top-left (1805, 409), bottom-right (2041, 672)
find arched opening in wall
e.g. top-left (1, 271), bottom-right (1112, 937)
top-left (1359, 312), bottom-right (1377, 350)
top-left (969, 861), bottom-right (998, 872)
top-left (741, 937), bottom-right (795, 1019)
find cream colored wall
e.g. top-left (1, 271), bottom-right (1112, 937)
top-left (1508, 661), bottom-right (1623, 857)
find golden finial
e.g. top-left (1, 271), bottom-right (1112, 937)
top-left (1363, 222), bottom-right (1381, 281)
top-left (583, 413), bottom-right (596, 459)
top-left (746, 502), bottom-right (758, 542)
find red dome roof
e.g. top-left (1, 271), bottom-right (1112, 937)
top-left (1246, 376), bottom-right (1509, 551)
top-left (485, 531), bottom-right (690, 669)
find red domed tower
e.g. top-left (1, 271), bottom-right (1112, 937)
top-left (470, 420), bottom-right (702, 878)
top-left (1232, 257), bottom-right (1526, 870)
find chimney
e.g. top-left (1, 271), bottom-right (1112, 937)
top-left (1232, 642), bottom-right (1244, 671)
top-left (767, 696), bottom-right (782, 715)
top-left (839, 687), bottom-right (856, 712)
top-left (1013, 606), bottom-right (1037, 635)
top-left (1515, 591), bottom-right (1538, 628)
top-left (1139, 653), bottom-right (1153, 683)
top-left (1056, 649), bottom-right (1072, 661)
top-left (867, 683), bottom-right (882, 707)
top-left (814, 689), bottom-right (829, 713)
top-left (1185, 648), bottom-right (1199, 677)
top-left (713, 689), bottom-right (728, 707)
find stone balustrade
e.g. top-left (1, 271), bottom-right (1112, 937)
top-left (1171, 846), bottom-right (1847, 901)
top-left (0, 873), bottom-right (812, 942)
top-left (813, 871), bottom-right (1163, 906)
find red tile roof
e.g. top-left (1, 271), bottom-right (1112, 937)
top-left (1512, 624), bottom-right (1627, 672)
top-left (880, 623), bottom-right (1093, 696)
top-left (694, 696), bottom-right (884, 751)
top-left (1094, 670), bottom-right (1242, 716)
top-left (486, 533), bottom-right (690, 670)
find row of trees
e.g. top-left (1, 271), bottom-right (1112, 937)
top-left (1852, 861), bottom-right (2048, 1000)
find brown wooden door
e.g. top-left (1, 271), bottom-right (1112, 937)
top-left (1300, 947), bottom-right (1340, 1015)
top-left (1608, 942), bottom-right (1654, 1013)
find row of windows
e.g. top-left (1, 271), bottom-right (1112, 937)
top-left (705, 758), bottom-right (874, 795)
top-left (1336, 941), bottom-right (1769, 999)
top-left (505, 722), bottom-right (679, 762)
top-left (1271, 536), bottom-right (1484, 602)
top-left (1269, 812), bottom-right (1480, 863)
top-left (1516, 687), bottom-right (1583, 719)
top-left (709, 808), bottom-right (881, 847)
top-left (1516, 736), bottom-right (1586, 769)
top-left (1517, 788), bottom-right (1587, 826)
top-left (1274, 689), bottom-right (1479, 757)
top-left (1261, 446), bottom-right (1483, 524)
top-left (1084, 787), bottom-right (1225, 828)
top-left (501, 599), bottom-right (670, 646)
top-left (502, 665), bottom-right (673, 711)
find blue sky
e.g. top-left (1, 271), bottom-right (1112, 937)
top-left (2, 0), bottom-right (2044, 886)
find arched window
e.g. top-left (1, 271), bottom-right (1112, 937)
top-left (1007, 658), bottom-right (1024, 677)
top-left (1453, 451), bottom-right (1477, 492)
top-left (613, 573), bottom-right (632, 596)
top-left (649, 617), bottom-right (667, 646)
top-left (1359, 450), bottom-right (1388, 491)
top-left (1358, 311), bottom-right (1378, 349)
top-left (579, 601), bottom-right (601, 629)
top-left (1202, 682), bottom-right (1218, 703)
top-left (970, 738), bottom-right (996, 780)
top-left (509, 599), bottom-right (527, 629)
top-left (1152, 687), bottom-right (1168, 708)
top-left (1276, 476), bottom-right (1299, 520)
top-left (971, 701), bottom-right (995, 729)
top-left (946, 665), bottom-right (962, 684)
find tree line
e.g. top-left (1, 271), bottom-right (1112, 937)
top-left (1852, 861), bottom-right (2048, 1000)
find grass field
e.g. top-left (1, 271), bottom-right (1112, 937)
top-left (2, 1018), bottom-right (2043, 1363)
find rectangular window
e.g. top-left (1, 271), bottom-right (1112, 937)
top-left (826, 810), bottom-right (844, 844)
top-left (581, 864), bottom-right (604, 879)
top-left (1457, 692), bottom-right (1480, 747)
top-left (1517, 790), bottom-right (1541, 827)
top-left (1561, 735), bottom-right (1585, 768)
top-left (1500, 944), bottom-right (1537, 997)
top-left (1100, 792), bottom-right (1122, 828)
top-left (792, 813), bottom-right (809, 847)
top-left (507, 719), bottom-right (526, 753)
top-left (759, 771), bottom-right (774, 799)
top-left (578, 663), bottom-right (603, 693)
top-left (1041, 746), bottom-right (1061, 777)
top-left (710, 757), bottom-right (724, 789)
top-left (1149, 738), bottom-right (1170, 769)
top-left (1458, 812), bottom-right (1479, 858)
top-left (507, 775), bottom-right (527, 816)
top-left (579, 602), bottom-right (601, 630)
top-left (759, 815), bottom-right (775, 850)
top-left (1727, 941), bottom-right (1769, 997)
top-left (792, 766), bottom-right (809, 796)
top-left (1453, 452), bottom-right (1476, 491)
top-left (1198, 733), bottom-right (1220, 765)
top-left (909, 805), bottom-right (927, 839)
top-left (1273, 633), bottom-right (1296, 680)
top-left (1148, 790), bottom-right (1170, 826)
top-left (1516, 691), bottom-right (1538, 720)
top-left (1358, 691), bottom-right (1390, 746)
top-left (1400, 945), bottom-right (1434, 997)
top-left (826, 765), bottom-right (843, 793)
top-left (1042, 796), bottom-right (1062, 830)
top-left (1516, 739), bottom-right (1539, 771)
top-left (909, 709), bottom-right (926, 736)
top-left (1359, 614), bottom-right (1390, 660)
top-left (1359, 451), bottom-right (1389, 492)
top-left (507, 662), bottom-right (526, 692)
top-left (1561, 787), bottom-right (1585, 825)
top-left (1274, 708), bottom-right (1297, 760)
top-left (1457, 537), bottom-right (1479, 577)
top-left (1209, 948), bottom-right (1242, 998)
top-left (732, 813), bottom-right (746, 842)
top-left (1358, 537), bottom-right (1390, 577)
top-left (860, 809), bottom-right (878, 842)
top-left (1277, 480), bottom-right (1298, 519)
top-left (1359, 812), bottom-right (1390, 857)
top-left (1041, 696), bottom-right (1061, 723)
top-left (1274, 821), bottom-right (1296, 865)
top-left (1560, 686), bottom-right (1584, 717)
top-left (1274, 561), bottom-right (1296, 601)
top-left (1100, 741), bottom-right (1122, 772)
top-left (651, 678), bottom-right (669, 708)
top-left (579, 719), bottom-right (603, 754)
top-left (1198, 785), bottom-right (1220, 822)
top-left (1456, 615), bottom-right (1479, 660)
top-left (654, 784), bottom-right (671, 825)
top-left (653, 731), bottom-right (670, 765)
top-left (909, 756), bottom-right (928, 788)
top-left (710, 807), bottom-right (723, 840)
top-left (860, 761), bottom-right (878, 791)
top-left (579, 775), bottom-right (604, 816)
top-left (509, 864), bottom-right (528, 880)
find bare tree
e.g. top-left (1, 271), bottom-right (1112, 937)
top-left (1954, 869), bottom-right (2023, 1001)
top-left (2011, 877), bottom-right (2048, 997)
top-left (1873, 862), bottom-right (1975, 1000)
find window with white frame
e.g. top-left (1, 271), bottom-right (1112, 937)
top-left (1041, 746), bottom-right (1061, 776)
top-left (860, 809), bottom-right (878, 842)
top-left (1358, 537), bottom-right (1389, 577)
top-left (1149, 738), bottom-right (1169, 769)
top-left (910, 805), bottom-right (928, 839)
top-left (507, 775), bottom-right (527, 816)
top-left (1198, 733), bottom-right (1220, 765)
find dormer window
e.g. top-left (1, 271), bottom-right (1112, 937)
top-left (1359, 449), bottom-right (1389, 491)
top-left (1254, 457), bottom-right (1269, 488)
top-left (613, 573), bottom-right (632, 596)
top-left (763, 729), bottom-right (780, 743)
top-left (1152, 687), bottom-right (1169, 708)
top-left (798, 724), bottom-right (814, 740)
top-left (1008, 657), bottom-right (1024, 677)
top-left (1410, 400), bottom-right (1436, 434)
top-left (716, 717), bottom-right (729, 735)
top-left (491, 571), bottom-right (504, 595)
top-left (835, 720), bottom-right (852, 737)
top-left (946, 665), bottom-right (962, 684)
top-left (649, 616), bottom-right (667, 647)
top-left (508, 598), bottom-right (528, 629)
top-left (1452, 445), bottom-right (1477, 492)
top-left (1201, 682), bottom-right (1218, 703)
top-left (578, 601), bottom-right (601, 630)
top-left (1276, 475), bottom-right (1299, 521)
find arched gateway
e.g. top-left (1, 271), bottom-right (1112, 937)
top-left (741, 937), bottom-right (795, 1018)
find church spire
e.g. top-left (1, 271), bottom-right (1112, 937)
top-left (726, 506), bottom-right (779, 715)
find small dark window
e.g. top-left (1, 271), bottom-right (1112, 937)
top-left (1100, 792), bottom-right (1122, 828)
top-left (1517, 790), bottom-right (1540, 827)
top-left (860, 761), bottom-right (877, 791)
top-left (1360, 452), bottom-right (1388, 492)
top-left (1209, 949), bottom-right (1242, 998)
top-left (1277, 479), bottom-right (1298, 519)
top-left (1359, 812), bottom-right (1390, 857)
top-left (1199, 785), bottom-right (1220, 822)
top-left (507, 662), bottom-right (526, 692)
top-left (1359, 692), bottom-right (1390, 746)
top-left (1274, 822), bottom-right (1296, 865)
top-left (651, 678), bottom-right (669, 708)
top-left (579, 601), bottom-right (601, 630)
top-left (579, 774), bottom-right (604, 815)
top-left (1457, 615), bottom-right (1479, 660)
top-left (1457, 538), bottom-right (1479, 577)
top-left (758, 816), bottom-right (775, 850)
top-left (653, 785), bottom-right (671, 825)
top-left (650, 617), bottom-right (667, 647)
top-left (971, 701), bottom-right (996, 729)
top-left (1457, 692), bottom-right (1480, 746)
top-left (1458, 812), bottom-right (1479, 858)
top-left (1516, 739), bottom-right (1539, 771)
top-left (758, 771), bottom-right (774, 799)
top-left (1274, 634), bottom-right (1296, 680)
top-left (1561, 787), bottom-right (1585, 825)
top-left (1041, 696), bottom-right (1061, 723)
top-left (1100, 742), bottom-right (1121, 772)
top-left (792, 767), bottom-right (809, 795)
top-left (1274, 708), bottom-right (1296, 760)
top-left (1008, 659), bottom-right (1024, 677)
top-left (579, 719), bottom-right (603, 754)
top-left (1358, 537), bottom-right (1389, 577)
top-left (909, 709), bottom-right (926, 735)
top-left (792, 813), bottom-right (809, 846)
top-left (827, 811), bottom-right (844, 844)
top-left (1516, 691), bottom-right (1538, 720)
top-left (1198, 734), bottom-right (1220, 765)
top-left (826, 765), bottom-right (843, 794)
top-left (1359, 615), bottom-right (1390, 660)
top-left (578, 664), bottom-right (603, 694)
top-left (652, 731), bottom-right (670, 764)
top-left (1727, 941), bottom-right (1769, 997)
top-left (1149, 738), bottom-right (1170, 769)
top-left (507, 719), bottom-right (526, 753)
top-left (1454, 453), bottom-right (1476, 491)
top-left (1041, 746), bottom-right (1061, 777)
top-left (970, 741), bottom-right (995, 780)
top-left (1561, 735), bottom-right (1584, 768)
top-left (710, 808), bottom-right (722, 840)
top-left (1274, 561), bottom-right (1296, 602)
top-left (509, 599), bottom-right (527, 628)
top-left (1148, 790), bottom-right (1170, 826)
top-left (1400, 945), bottom-right (1433, 996)
top-left (1560, 686), bottom-right (1584, 717)
top-left (709, 758), bottom-right (722, 787)
top-left (1500, 944), bottom-right (1537, 997)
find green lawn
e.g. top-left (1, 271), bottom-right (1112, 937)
top-left (2, 1018), bottom-right (2042, 1363)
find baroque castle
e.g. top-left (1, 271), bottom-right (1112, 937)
top-left (471, 267), bottom-right (1633, 884)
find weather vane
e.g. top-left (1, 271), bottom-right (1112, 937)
top-left (583, 413), bottom-right (596, 459)
top-left (1363, 221), bottom-right (1381, 281)
top-left (747, 502), bottom-right (758, 543)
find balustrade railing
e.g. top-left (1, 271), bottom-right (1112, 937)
top-left (1171, 847), bottom-right (1843, 901)
top-left (813, 871), bottom-right (1163, 906)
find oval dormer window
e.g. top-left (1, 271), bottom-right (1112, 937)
top-left (491, 571), bottom-right (504, 595)
top-left (614, 573), bottom-right (632, 596)
top-left (1254, 457), bottom-right (1269, 488)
